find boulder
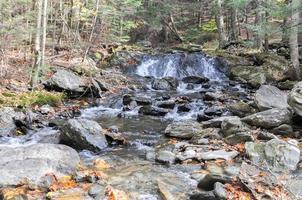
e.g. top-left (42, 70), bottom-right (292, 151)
top-left (139, 105), bottom-right (169, 116)
top-left (165, 121), bottom-right (203, 139)
top-left (0, 144), bottom-right (80, 186)
top-left (214, 182), bottom-right (227, 200)
top-left (182, 75), bottom-right (209, 84)
top-left (151, 77), bottom-right (179, 90)
top-left (221, 116), bottom-right (244, 137)
top-left (255, 85), bottom-right (289, 111)
top-left (202, 116), bottom-right (239, 128)
top-left (288, 81), bottom-right (302, 116)
top-left (46, 69), bottom-right (86, 93)
top-left (230, 66), bottom-right (266, 88)
top-left (245, 139), bottom-right (300, 172)
top-left (155, 150), bottom-right (176, 164)
top-left (224, 132), bottom-right (253, 145)
top-left (60, 118), bottom-right (108, 151)
top-left (242, 108), bottom-right (292, 129)
top-left (228, 101), bottom-right (256, 117)
top-left (0, 107), bottom-right (25, 136)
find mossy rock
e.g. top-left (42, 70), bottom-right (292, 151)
top-left (230, 66), bottom-right (266, 88)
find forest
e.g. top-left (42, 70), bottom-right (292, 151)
top-left (0, 0), bottom-right (302, 199)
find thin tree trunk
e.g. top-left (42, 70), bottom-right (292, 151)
top-left (31, 0), bottom-right (43, 88)
top-left (215, 0), bottom-right (227, 48)
top-left (83, 0), bottom-right (99, 62)
top-left (289, 0), bottom-right (301, 80)
top-left (41, 0), bottom-right (48, 69)
top-left (229, 6), bottom-right (238, 41)
top-left (254, 0), bottom-right (263, 50)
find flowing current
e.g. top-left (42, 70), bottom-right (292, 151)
top-left (3, 52), bottom-right (250, 200)
top-left (136, 53), bottom-right (227, 80)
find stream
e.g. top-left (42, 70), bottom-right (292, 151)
top-left (1, 52), bottom-right (256, 199)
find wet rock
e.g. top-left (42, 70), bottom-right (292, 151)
top-left (0, 144), bottom-right (80, 186)
top-left (288, 81), bottom-right (302, 116)
top-left (245, 139), bottom-right (300, 172)
top-left (202, 116), bottom-right (239, 128)
top-left (165, 121), bottom-right (203, 139)
top-left (214, 182), bottom-right (227, 200)
top-left (190, 191), bottom-right (217, 200)
top-left (228, 101), bottom-right (256, 117)
top-left (224, 132), bottom-right (253, 145)
top-left (197, 150), bottom-right (238, 161)
top-left (139, 105), bottom-right (169, 116)
top-left (155, 150), bottom-right (176, 164)
top-left (46, 188), bottom-right (92, 200)
top-left (203, 92), bottom-right (224, 101)
top-left (60, 118), bottom-right (108, 151)
top-left (134, 96), bottom-right (152, 105)
top-left (46, 69), bottom-right (86, 93)
top-left (0, 107), bottom-right (25, 136)
top-left (151, 77), bottom-right (179, 90)
top-left (177, 104), bottom-right (191, 112)
top-left (271, 124), bottom-right (294, 136)
top-left (182, 75), bottom-right (209, 84)
top-left (221, 116), bottom-right (244, 137)
top-left (156, 100), bottom-right (176, 109)
top-left (255, 85), bottom-right (289, 111)
top-left (122, 94), bottom-right (134, 105)
top-left (197, 112), bottom-right (213, 122)
top-left (204, 106), bottom-right (224, 116)
top-left (242, 108), bottom-right (292, 129)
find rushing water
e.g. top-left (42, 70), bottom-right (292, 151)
top-left (136, 53), bottom-right (227, 80)
top-left (1, 52), bottom-right (252, 199)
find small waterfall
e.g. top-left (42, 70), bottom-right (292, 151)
top-left (135, 53), bottom-right (226, 80)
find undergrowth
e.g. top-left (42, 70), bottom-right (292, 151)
top-left (0, 90), bottom-right (65, 108)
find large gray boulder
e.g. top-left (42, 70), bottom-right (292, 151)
top-left (0, 107), bottom-right (25, 136)
top-left (245, 139), bottom-right (300, 172)
top-left (255, 85), bottom-right (289, 111)
top-left (47, 69), bottom-right (86, 92)
top-left (165, 121), bottom-right (203, 139)
top-left (0, 144), bottom-right (80, 186)
top-left (288, 81), bottom-right (302, 116)
top-left (60, 118), bottom-right (108, 151)
top-left (242, 108), bottom-right (292, 129)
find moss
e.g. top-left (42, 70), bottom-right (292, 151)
top-left (0, 90), bottom-right (65, 108)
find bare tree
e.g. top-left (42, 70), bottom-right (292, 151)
top-left (215, 0), bottom-right (227, 48)
top-left (289, 0), bottom-right (301, 80)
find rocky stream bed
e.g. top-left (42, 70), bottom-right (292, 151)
top-left (1, 50), bottom-right (302, 200)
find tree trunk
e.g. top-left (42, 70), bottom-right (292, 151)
top-left (31, 0), bottom-right (43, 88)
top-left (229, 6), bottom-right (238, 41)
top-left (289, 0), bottom-right (301, 80)
top-left (215, 0), bottom-right (227, 48)
top-left (41, 0), bottom-right (48, 69)
top-left (254, 0), bottom-right (263, 50)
